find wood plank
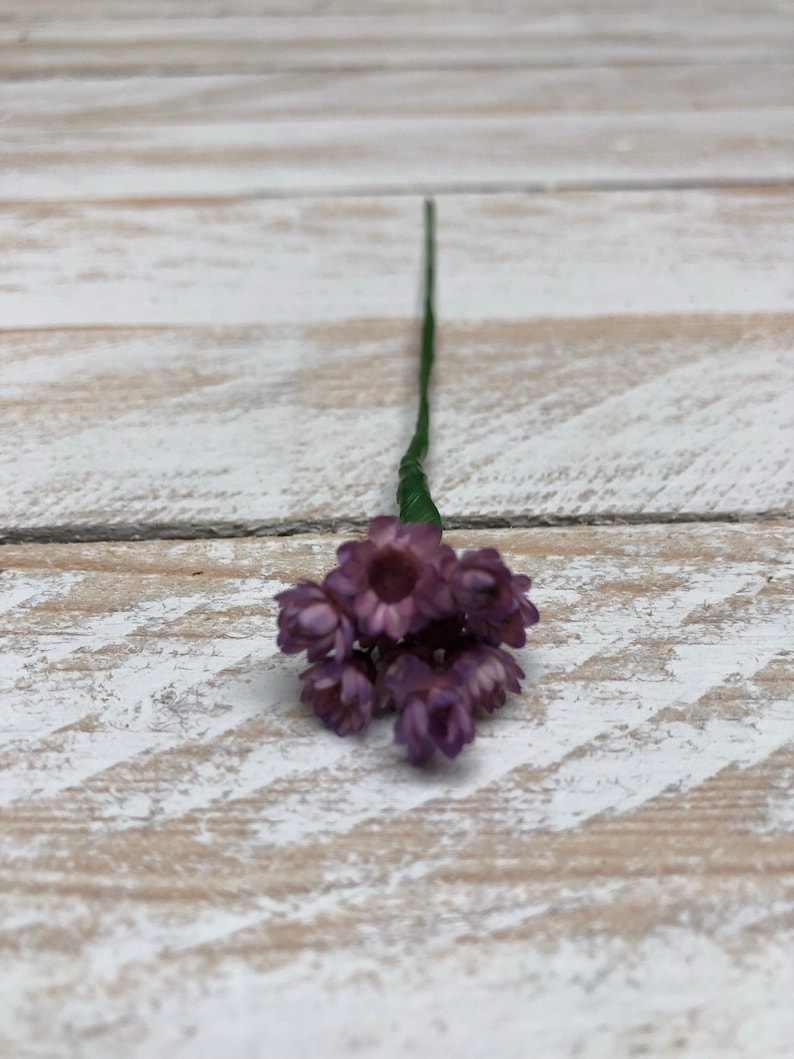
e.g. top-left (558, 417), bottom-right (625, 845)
top-left (2, 9), bottom-right (792, 79)
top-left (5, 64), bottom-right (793, 125)
top-left (2, 0), bottom-right (789, 18)
top-left (0, 525), bottom-right (792, 1055)
top-left (3, 66), bottom-right (793, 200)
top-left (1, 191), bottom-right (792, 527)
top-left (1, 314), bottom-right (792, 530)
top-left (5, 191), bottom-right (792, 329)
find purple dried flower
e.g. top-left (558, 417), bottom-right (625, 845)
top-left (511, 573), bottom-right (540, 628)
top-left (300, 653), bottom-right (375, 736)
top-left (451, 642), bottom-right (525, 714)
top-left (421, 540), bottom-right (460, 621)
top-left (385, 654), bottom-right (475, 764)
top-left (375, 644), bottom-right (434, 715)
top-left (452, 548), bottom-right (539, 648)
top-left (274, 515), bottom-right (539, 765)
top-left (326, 516), bottom-right (448, 641)
top-left (451, 547), bottom-right (513, 617)
top-left (275, 580), bottom-right (354, 662)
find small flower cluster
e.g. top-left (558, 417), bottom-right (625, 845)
top-left (275, 516), bottom-right (538, 765)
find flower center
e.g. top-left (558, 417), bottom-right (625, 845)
top-left (369, 546), bottom-right (421, 604)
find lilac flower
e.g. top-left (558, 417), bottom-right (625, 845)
top-left (451, 642), bottom-right (524, 714)
top-left (452, 548), bottom-right (539, 648)
top-left (275, 580), bottom-right (353, 662)
top-left (385, 654), bottom-right (475, 764)
top-left (300, 653), bottom-right (375, 736)
top-left (326, 516), bottom-right (451, 641)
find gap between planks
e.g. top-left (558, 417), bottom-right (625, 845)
top-left (1, 511), bottom-right (793, 547)
top-left (3, 177), bottom-right (794, 211)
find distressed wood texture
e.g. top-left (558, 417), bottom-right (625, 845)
top-left (3, 64), bottom-right (793, 200)
top-left (2, 6), bottom-right (793, 78)
top-left (0, 525), bottom-right (792, 1057)
top-left (2, 192), bottom-right (792, 529)
top-left (3, 1), bottom-right (793, 1054)
top-left (1, 0), bottom-right (791, 17)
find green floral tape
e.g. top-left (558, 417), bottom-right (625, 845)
top-left (397, 199), bottom-right (443, 533)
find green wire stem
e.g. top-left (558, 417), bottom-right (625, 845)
top-left (396, 198), bottom-right (443, 533)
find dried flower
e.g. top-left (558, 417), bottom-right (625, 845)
top-left (299, 653), bottom-right (375, 736)
top-left (387, 655), bottom-right (475, 764)
top-left (451, 642), bottom-right (525, 714)
top-left (274, 519), bottom-right (539, 764)
top-left (452, 548), bottom-right (539, 648)
top-left (326, 516), bottom-right (445, 640)
top-left (374, 643), bottom-right (434, 714)
top-left (274, 580), bottom-right (353, 662)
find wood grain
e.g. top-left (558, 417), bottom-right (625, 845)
top-left (3, 1), bottom-right (792, 1055)
top-left (7, 63), bottom-right (792, 126)
top-left (2, 0), bottom-right (793, 15)
top-left (6, 191), bottom-right (792, 328)
top-left (0, 524), bottom-right (792, 1056)
top-left (3, 64), bottom-right (793, 200)
top-left (2, 0), bottom-right (791, 17)
top-left (3, 7), bottom-right (792, 78)
top-left (2, 192), bottom-right (792, 528)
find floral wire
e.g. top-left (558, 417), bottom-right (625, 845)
top-left (397, 198), bottom-right (443, 533)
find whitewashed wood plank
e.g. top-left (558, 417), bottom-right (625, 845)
top-left (3, 191), bottom-right (793, 328)
top-left (5, 64), bottom-right (793, 125)
top-left (2, 0), bottom-right (788, 17)
top-left (5, 108), bottom-right (793, 199)
top-left (2, 10), bottom-right (792, 79)
top-left (0, 525), bottom-right (792, 1056)
top-left (1, 315), bottom-right (792, 528)
top-left (431, 314), bottom-right (794, 520)
top-left (3, 67), bottom-right (793, 199)
top-left (1, 192), bottom-right (792, 526)
top-left (4, 0), bottom-right (793, 15)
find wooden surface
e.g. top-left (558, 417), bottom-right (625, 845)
top-left (5, 67), bottom-right (794, 200)
top-left (1, 1), bottom-right (793, 1056)
top-left (3, 192), bottom-right (793, 528)
top-left (3, 6), bottom-right (793, 76)
top-left (1, 527), bottom-right (793, 1057)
